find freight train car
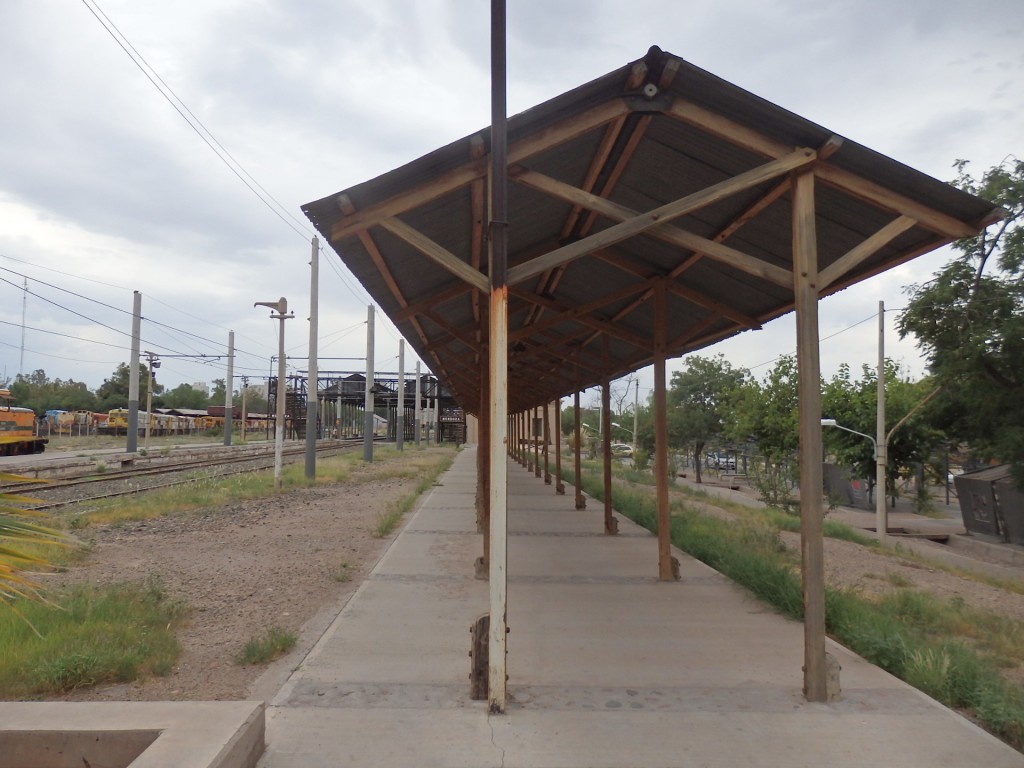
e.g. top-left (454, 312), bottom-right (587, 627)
top-left (0, 389), bottom-right (47, 456)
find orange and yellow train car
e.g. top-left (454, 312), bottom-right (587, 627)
top-left (0, 389), bottom-right (46, 456)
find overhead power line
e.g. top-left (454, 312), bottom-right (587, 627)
top-left (79, 0), bottom-right (381, 313)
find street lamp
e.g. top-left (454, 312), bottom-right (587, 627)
top-left (821, 417), bottom-right (886, 544)
top-left (143, 351), bottom-right (160, 451)
top-left (822, 385), bottom-right (941, 547)
top-left (255, 298), bottom-right (294, 489)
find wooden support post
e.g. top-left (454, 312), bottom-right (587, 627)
top-left (543, 402), bottom-right (551, 484)
top-left (520, 412), bottom-right (527, 467)
top-left (534, 406), bottom-right (541, 478)
top-left (602, 380), bottom-right (617, 534)
top-left (574, 390), bottom-right (586, 509)
top-left (654, 283), bottom-right (674, 580)
top-left (793, 169), bottom-right (830, 703)
top-left (554, 398), bottom-right (565, 494)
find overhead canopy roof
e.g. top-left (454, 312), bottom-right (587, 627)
top-left (303, 46), bottom-right (1000, 414)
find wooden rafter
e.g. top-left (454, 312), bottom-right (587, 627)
top-left (818, 215), bottom-right (918, 289)
top-left (508, 156), bottom-right (807, 286)
top-left (509, 280), bottom-right (652, 342)
top-left (378, 218), bottom-right (488, 293)
top-left (509, 285), bottom-right (650, 351)
top-left (336, 195), bottom-right (451, 384)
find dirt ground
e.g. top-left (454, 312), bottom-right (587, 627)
top-left (29, 456), bottom-right (1024, 703)
top-left (43, 458), bottom-right (439, 703)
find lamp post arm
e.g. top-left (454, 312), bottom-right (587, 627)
top-left (885, 386), bottom-right (941, 447)
top-left (830, 423), bottom-right (877, 454)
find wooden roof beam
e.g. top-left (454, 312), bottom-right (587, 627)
top-left (814, 164), bottom-right (977, 240)
top-left (510, 163), bottom-right (798, 287)
top-left (378, 218), bottom-right (488, 293)
top-left (667, 99), bottom-right (978, 240)
top-left (330, 99), bottom-right (630, 242)
top-left (509, 285), bottom-right (651, 351)
top-left (509, 280), bottom-right (653, 342)
top-left (337, 195), bottom-right (451, 382)
top-left (818, 215), bottom-right (918, 290)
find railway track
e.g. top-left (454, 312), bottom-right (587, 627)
top-left (4, 438), bottom-right (379, 512)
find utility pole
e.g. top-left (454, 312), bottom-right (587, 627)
top-left (19, 278), bottom-right (26, 377)
top-left (396, 340), bottom-right (405, 450)
top-left (142, 351), bottom-right (160, 450)
top-left (632, 378), bottom-right (639, 458)
top-left (240, 376), bottom-right (248, 441)
top-left (414, 361), bottom-right (422, 447)
top-left (255, 298), bottom-right (294, 489)
top-left (876, 300), bottom-right (887, 545)
top-left (364, 305), bottom-right (375, 462)
top-left (224, 331), bottom-right (234, 446)
top-left (306, 237), bottom-right (319, 479)
top-left (128, 291), bottom-right (142, 453)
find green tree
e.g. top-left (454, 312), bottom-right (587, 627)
top-left (724, 356), bottom-right (800, 507)
top-left (667, 354), bottom-right (748, 483)
top-left (725, 355), bottom-right (799, 459)
top-left (162, 383), bottom-right (209, 410)
top-left (95, 363), bottom-right (160, 412)
top-left (898, 158), bottom-right (1024, 481)
top-left (821, 361), bottom-right (943, 507)
top-left (208, 379), bottom-right (226, 407)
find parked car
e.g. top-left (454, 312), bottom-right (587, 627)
top-left (611, 442), bottom-right (633, 457)
top-left (706, 452), bottom-right (737, 471)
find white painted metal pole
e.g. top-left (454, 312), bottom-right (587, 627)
top-left (306, 238), bottom-right (319, 478)
top-left (364, 305), bottom-right (375, 462)
top-left (488, 0), bottom-right (509, 714)
top-left (876, 300), bottom-right (887, 545)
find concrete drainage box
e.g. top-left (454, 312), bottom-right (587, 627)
top-left (0, 701), bottom-right (264, 768)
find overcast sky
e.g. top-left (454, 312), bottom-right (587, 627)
top-left (1, 0), bottom-right (1021, 406)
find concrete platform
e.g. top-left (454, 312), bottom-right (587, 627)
top-left (0, 700), bottom-right (264, 768)
top-left (259, 447), bottom-right (1024, 767)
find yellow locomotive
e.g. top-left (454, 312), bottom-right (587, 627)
top-left (0, 389), bottom-right (47, 456)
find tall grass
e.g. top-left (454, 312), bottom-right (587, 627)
top-left (234, 626), bottom-right (296, 666)
top-left (565, 463), bottom-right (1024, 751)
top-left (373, 450), bottom-right (455, 537)
top-left (0, 577), bottom-right (183, 696)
